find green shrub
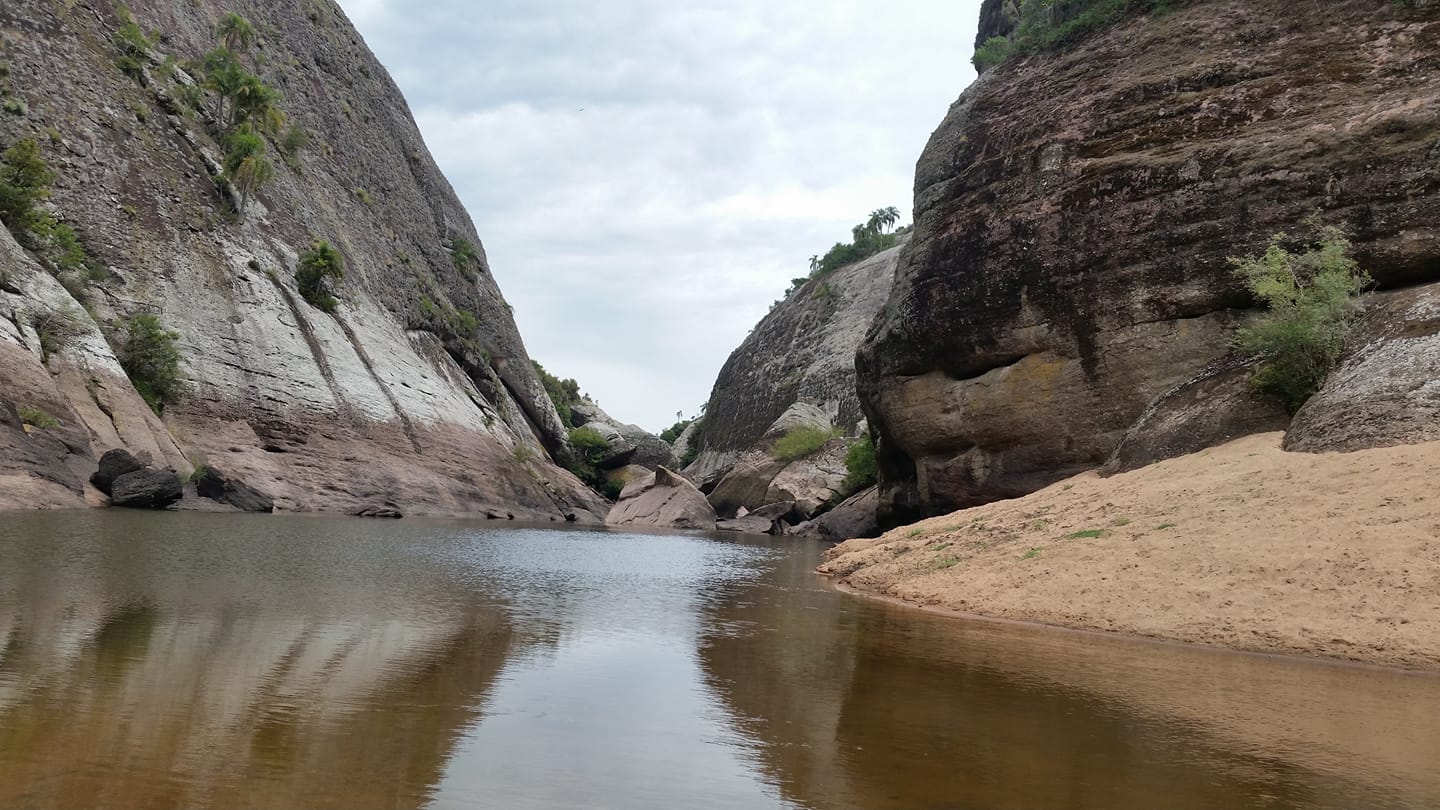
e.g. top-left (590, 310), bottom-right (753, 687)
top-left (0, 138), bottom-right (56, 241)
top-left (807, 207), bottom-right (902, 279)
top-left (1232, 222), bottom-right (1369, 414)
top-left (566, 426), bottom-right (615, 496)
top-left (659, 418), bottom-right (692, 444)
top-left (216, 12), bottom-right (256, 54)
top-left (680, 419), bottom-right (703, 467)
top-left (118, 313), bottom-right (183, 414)
top-left (843, 433), bottom-right (878, 490)
top-left (772, 424), bottom-right (836, 462)
top-left (32, 309), bottom-right (82, 363)
top-left (279, 125), bottom-right (309, 163)
top-left (18, 406), bottom-right (59, 429)
top-left (112, 5), bottom-right (154, 79)
top-left (972, 0), bottom-right (1190, 72)
top-left (296, 240), bottom-right (344, 312)
top-left (533, 360), bottom-right (582, 424)
top-left (452, 237), bottom-right (480, 273)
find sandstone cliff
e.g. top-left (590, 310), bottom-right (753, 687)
top-left (859, 0), bottom-right (1440, 525)
top-left (0, 1), bottom-right (607, 519)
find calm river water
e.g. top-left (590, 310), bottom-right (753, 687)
top-left (1, 512), bottom-right (1439, 809)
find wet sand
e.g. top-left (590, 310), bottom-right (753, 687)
top-left (819, 433), bottom-right (1440, 670)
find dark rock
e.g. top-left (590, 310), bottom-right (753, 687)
top-left (90, 449), bottom-right (147, 496)
top-left (1286, 284), bottom-right (1440, 453)
top-left (1104, 357), bottom-right (1291, 475)
top-left (857, 1), bottom-right (1440, 525)
top-left (788, 487), bottom-right (879, 543)
top-left (194, 465), bottom-right (275, 513)
top-left (110, 469), bottom-right (184, 509)
top-left (717, 515), bottom-right (779, 534)
top-left (353, 505), bottom-right (404, 519)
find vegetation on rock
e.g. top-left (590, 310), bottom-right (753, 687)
top-left (18, 406), bottom-right (59, 429)
top-left (223, 127), bottom-right (274, 214)
top-left (119, 313), bottom-right (184, 415)
top-left (772, 424), bottom-right (837, 462)
top-left (533, 360), bottom-right (583, 424)
top-left (974, 0), bottom-right (1191, 72)
top-left (792, 207), bottom-right (903, 296)
top-left (1232, 222), bottom-right (1370, 414)
top-left (0, 138), bottom-right (104, 297)
top-left (566, 426), bottom-right (622, 499)
top-left (843, 433), bottom-right (878, 491)
top-left (296, 240), bottom-right (345, 313)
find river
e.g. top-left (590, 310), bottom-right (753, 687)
top-left (1, 512), bottom-right (1438, 809)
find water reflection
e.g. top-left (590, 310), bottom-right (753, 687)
top-left (2, 513), bottom-right (1439, 810)
top-left (0, 512), bottom-right (517, 810)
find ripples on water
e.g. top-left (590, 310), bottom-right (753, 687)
top-left (1, 512), bottom-right (1438, 809)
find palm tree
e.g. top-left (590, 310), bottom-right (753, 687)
top-left (231, 153), bottom-right (273, 215)
top-left (217, 13), bottom-right (255, 55)
top-left (808, 255), bottom-right (820, 273)
top-left (880, 206), bottom-right (900, 232)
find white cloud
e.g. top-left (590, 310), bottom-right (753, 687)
top-left (336, 0), bottom-right (982, 431)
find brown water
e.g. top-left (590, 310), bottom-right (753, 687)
top-left (1, 513), bottom-right (1438, 809)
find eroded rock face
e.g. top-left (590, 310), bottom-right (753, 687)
top-left (1104, 357), bottom-right (1290, 475)
top-left (688, 241), bottom-right (902, 487)
top-left (1286, 284), bottom-right (1440, 453)
top-left (0, 1), bottom-right (605, 520)
top-left (606, 468), bottom-right (716, 530)
top-left (859, 0), bottom-right (1440, 524)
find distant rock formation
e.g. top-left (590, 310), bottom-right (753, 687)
top-left (858, 0), bottom-right (1440, 525)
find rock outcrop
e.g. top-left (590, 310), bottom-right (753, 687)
top-left (0, 1), bottom-right (607, 520)
top-left (858, 0), bottom-right (1440, 525)
top-left (788, 487), bottom-right (880, 543)
top-left (687, 242), bottom-right (902, 489)
top-left (194, 465), bottom-right (274, 513)
top-left (606, 467), bottom-right (716, 530)
top-left (111, 468), bottom-right (184, 509)
top-left (1286, 284), bottom-right (1440, 453)
top-left (570, 401), bottom-right (676, 471)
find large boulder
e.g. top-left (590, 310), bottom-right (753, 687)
top-left (1104, 357), bottom-right (1290, 475)
top-left (194, 465), bottom-right (275, 513)
top-left (90, 448), bottom-right (148, 496)
top-left (707, 459), bottom-right (787, 518)
top-left (606, 467), bottom-right (717, 530)
top-left (110, 469), bottom-right (184, 509)
top-left (571, 402), bottom-right (677, 470)
top-left (765, 440), bottom-right (851, 519)
top-left (857, 0), bottom-right (1440, 525)
top-left (788, 487), bottom-right (880, 543)
top-left (1286, 284), bottom-right (1440, 453)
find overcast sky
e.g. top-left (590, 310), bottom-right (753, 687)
top-left (335, 0), bottom-right (982, 432)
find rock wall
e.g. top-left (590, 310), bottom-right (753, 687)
top-left (0, 0), bottom-right (606, 519)
top-left (689, 240), bottom-right (902, 487)
top-left (859, 0), bottom-right (1440, 525)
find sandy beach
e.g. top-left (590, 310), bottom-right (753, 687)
top-left (819, 433), bottom-right (1440, 670)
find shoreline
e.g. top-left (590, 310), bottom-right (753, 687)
top-left (819, 432), bottom-right (1440, 673)
top-left (820, 575), bottom-right (1440, 676)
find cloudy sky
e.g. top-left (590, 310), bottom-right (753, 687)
top-left (335, 0), bottom-right (982, 432)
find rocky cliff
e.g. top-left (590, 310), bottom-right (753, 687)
top-left (859, 0), bottom-right (1440, 525)
top-left (688, 240), bottom-right (902, 487)
top-left (0, 1), bottom-right (607, 519)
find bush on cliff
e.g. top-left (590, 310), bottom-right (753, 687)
top-left (0, 138), bottom-right (55, 239)
top-left (843, 433), bottom-right (878, 491)
top-left (973, 0), bottom-right (1191, 72)
top-left (809, 208), bottom-right (902, 278)
top-left (772, 425), bottom-right (836, 463)
top-left (566, 426), bottom-right (618, 498)
top-left (296, 240), bottom-right (344, 313)
top-left (1232, 222), bottom-right (1369, 414)
top-left (119, 313), bottom-right (184, 415)
top-left (533, 361), bottom-right (583, 425)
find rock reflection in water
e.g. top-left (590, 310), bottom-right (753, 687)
top-left (0, 512), bottom-right (517, 810)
